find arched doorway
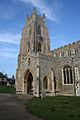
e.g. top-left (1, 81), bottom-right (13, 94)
top-left (38, 42), bottom-right (41, 52)
top-left (43, 76), bottom-right (48, 90)
top-left (24, 70), bottom-right (33, 95)
top-left (27, 72), bottom-right (33, 94)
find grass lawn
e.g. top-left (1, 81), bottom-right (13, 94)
top-left (26, 96), bottom-right (80, 120)
top-left (0, 86), bottom-right (16, 94)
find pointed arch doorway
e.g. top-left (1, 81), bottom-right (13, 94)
top-left (24, 70), bottom-right (33, 95)
top-left (43, 76), bottom-right (48, 90)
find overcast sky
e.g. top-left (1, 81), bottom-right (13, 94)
top-left (0, 0), bottom-right (80, 77)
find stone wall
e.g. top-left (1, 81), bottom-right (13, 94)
top-left (16, 8), bottom-right (80, 96)
top-left (51, 41), bottom-right (80, 95)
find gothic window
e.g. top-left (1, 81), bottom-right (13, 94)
top-left (71, 49), bottom-right (75, 55)
top-left (75, 48), bottom-right (78, 54)
top-left (54, 76), bottom-right (56, 91)
top-left (63, 69), bottom-right (66, 84)
top-left (62, 51), bottom-right (64, 57)
top-left (28, 58), bottom-right (31, 65)
top-left (29, 29), bottom-right (31, 37)
top-left (59, 52), bottom-right (62, 58)
top-left (70, 69), bottom-right (73, 84)
top-left (63, 65), bottom-right (73, 84)
top-left (38, 25), bottom-right (41, 35)
top-left (64, 51), bottom-right (68, 57)
top-left (27, 42), bottom-right (30, 51)
top-left (54, 53), bottom-right (57, 57)
top-left (67, 69), bottom-right (69, 84)
top-left (38, 42), bottom-right (41, 52)
top-left (69, 50), bottom-right (71, 56)
top-left (39, 36), bottom-right (43, 41)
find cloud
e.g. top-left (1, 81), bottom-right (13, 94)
top-left (0, 32), bottom-right (20, 58)
top-left (0, 47), bottom-right (18, 58)
top-left (0, 32), bottom-right (21, 44)
top-left (0, 47), bottom-right (17, 53)
top-left (13, 0), bottom-right (60, 21)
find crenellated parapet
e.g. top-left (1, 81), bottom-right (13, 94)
top-left (51, 40), bottom-right (80, 59)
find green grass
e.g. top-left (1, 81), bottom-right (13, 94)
top-left (26, 96), bottom-right (80, 120)
top-left (0, 86), bottom-right (16, 94)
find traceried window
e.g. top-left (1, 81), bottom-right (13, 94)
top-left (29, 29), bottom-right (31, 36)
top-left (38, 25), bottom-right (41, 35)
top-left (69, 50), bottom-right (71, 56)
top-left (75, 48), bottom-right (78, 54)
top-left (71, 49), bottom-right (75, 55)
top-left (59, 52), bottom-right (62, 58)
top-left (63, 65), bottom-right (73, 84)
top-left (27, 42), bottom-right (30, 52)
top-left (28, 58), bottom-right (31, 65)
top-left (38, 42), bottom-right (41, 52)
top-left (64, 51), bottom-right (68, 57)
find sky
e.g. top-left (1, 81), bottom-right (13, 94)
top-left (0, 0), bottom-right (80, 77)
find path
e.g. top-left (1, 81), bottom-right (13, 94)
top-left (0, 94), bottom-right (42, 120)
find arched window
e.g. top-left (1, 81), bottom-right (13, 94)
top-left (38, 25), bottom-right (41, 35)
top-left (29, 29), bottom-right (31, 36)
top-left (28, 58), bottom-right (31, 65)
top-left (27, 42), bottom-right (30, 52)
top-left (63, 65), bottom-right (73, 84)
top-left (38, 42), bottom-right (41, 52)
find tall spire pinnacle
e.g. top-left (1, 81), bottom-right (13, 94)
top-left (43, 13), bottom-right (46, 22)
top-left (33, 7), bottom-right (37, 14)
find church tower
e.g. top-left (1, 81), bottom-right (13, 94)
top-left (16, 8), bottom-right (52, 97)
top-left (20, 8), bottom-right (50, 55)
top-left (16, 8), bottom-right (80, 97)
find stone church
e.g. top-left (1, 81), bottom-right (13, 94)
top-left (16, 8), bottom-right (80, 97)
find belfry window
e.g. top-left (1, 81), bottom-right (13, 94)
top-left (38, 25), bottom-right (41, 35)
top-left (38, 42), bottom-right (41, 52)
top-left (29, 29), bottom-right (31, 36)
top-left (63, 65), bottom-right (73, 84)
top-left (27, 42), bottom-right (30, 51)
top-left (28, 58), bottom-right (31, 65)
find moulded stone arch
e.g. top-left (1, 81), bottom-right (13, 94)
top-left (43, 76), bottom-right (48, 90)
top-left (43, 74), bottom-right (54, 94)
top-left (63, 65), bottom-right (72, 69)
top-left (38, 42), bottom-right (41, 52)
top-left (38, 25), bottom-right (41, 35)
top-left (63, 65), bottom-right (73, 84)
top-left (24, 69), bottom-right (34, 94)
